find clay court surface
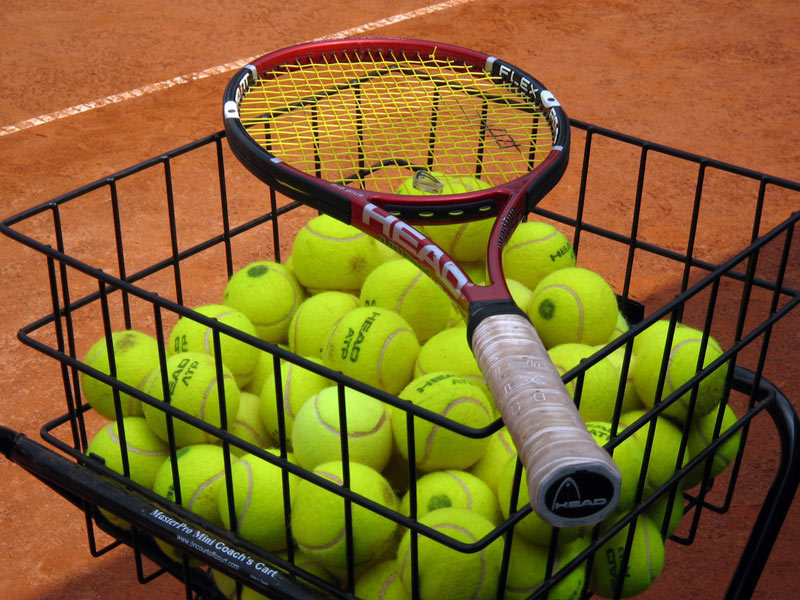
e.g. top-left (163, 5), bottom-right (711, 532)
top-left (1, 1), bottom-right (799, 598)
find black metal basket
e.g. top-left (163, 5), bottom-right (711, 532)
top-left (1, 119), bottom-right (799, 600)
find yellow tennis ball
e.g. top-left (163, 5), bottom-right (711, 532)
top-left (645, 490), bottom-right (685, 539)
top-left (324, 306), bottom-right (419, 395)
top-left (391, 372), bottom-right (493, 472)
top-left (288, 291), bottom-right (360, 359)
top-left (223, 261), bottom-right (306, 343)
top-left (142, 352), bottom-right (241, 447)
top-left (401, 469), bottom-right (500, 524)
top-left (414, 325), bottom-right (491, 404)
top-left (396, 172), bottom-right (494, 264)
top-left (259, 356), bottom-right (333, 450)
top-left (291, 385), bottom-right (393, 472)
top-left (80, 329), bottom-right (161, 419)
top-left (585, 421), bottom-right (647, 509)
top-left (600, 345), bottom-right (643, 414)
top-left (152, 443), bottom-right (228, 525)
top-left (291, 214), bottom-right (382, 294)
top-left (504, 535), bottom-right (587, 600)
top-left (229, 391), bottom-right (273, 453)
top-left (618, 409), bottom-right (689, 495)
top-left (167, 304), bottom-right (259, 388)
top-left (527, 267), bottom-right (619, 348)
top-left (505, 278), bottom-right (534, 313)
top-left (496, 458), bottom-right (585, 546)
top-left (217, 449), bottom-right (298, 552)
top-left (86, 417), bottom-right (169, 529)
top-left (501, 220), bottom-right (576, 291)
top-left (360, 259), bottom-right (453, 343)
top-left (607, 309), bottom-right (631, 343)
top-left (418, 217), bottom-right (495, 263)
top-left (354, 559), bottom-right (407, 600)
top-left (469, 427), bottom-right (516, 494)
top-left (86, 417), bottom-right (169, 489)
top-left (396, 507), bottom-right (503, 600)
top-left (632, 325), bottom-right (727, 423)
top-left (151, 443), bottom-right (228, 564)
top-left (291, 460), bottom-right (399, 573)
top-left (547, 343), bottom-right (621, 423)
top-left (590, 514), bottom-right (665, 598)
top-left (632, 319), bottom-right (687, 357)
top-left (243, 345), bottom-right (285, 396)
top-left (683, 402), bottom-right (740, 489)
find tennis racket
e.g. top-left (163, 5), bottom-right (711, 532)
top-left (222, 38), bottom-right (620, 527)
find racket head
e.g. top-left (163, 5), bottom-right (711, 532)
top-left (222, 38), bottom-right (569, 226)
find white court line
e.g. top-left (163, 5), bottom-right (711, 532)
top-left (1, 0), bottom-right (476, 137)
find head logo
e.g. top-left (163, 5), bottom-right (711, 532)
top-left (550, 475), bottom-right (609, 515)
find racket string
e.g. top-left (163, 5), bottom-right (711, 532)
top-left (238, 49), bottom-right (554, 194)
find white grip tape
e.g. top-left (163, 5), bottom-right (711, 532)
top-left (471, 313), bottom-right (621, 527)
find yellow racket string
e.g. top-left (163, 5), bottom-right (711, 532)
top-left (238, 49), bottom-right (554, 194)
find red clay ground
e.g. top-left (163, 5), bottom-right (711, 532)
top-left (1, 1), bottom-right (799, 598)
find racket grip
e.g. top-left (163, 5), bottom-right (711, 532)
top-left (470, 313), bottom-right (621, 527)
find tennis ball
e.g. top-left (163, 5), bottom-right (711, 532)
top-left (243, 346), bottom-right (285, 396)
top-left (229, 391), bottom-right (273, 453)
top-left (291, 385), bottom-right (393, 472)
top-left (142, 352), bottom-right (241, 447)
top-left (151, 443), bottom-right (228, 564)
top-left (585, 421), bottom-right (647, 509)
top-left (502, 220), bottom-right (576, 291)
top-left (607, 309), bottom-right (631, 343)
top-left (590, 514), bottom-right (665, 598)
top-left (601, 345), bottom-right (643, 414)
top-left (152, 443), bottom-right (228, 525)
top-left (80, 329), bottom-right (160, 419)
top-left (618, 409), bottom-right (689, 495)
top-left (418, 218), bottom-right (495, 263)
top-left (360, 259), bottom-right (453, 343)
top-left (223, 261), bottom-right (306, 343)
top-left (645, 490), bottom-right (685, 538)
top-left (86, 416), bottom-right (169, 529)
top-left (527, 267), bottom-right (619, 348)
top-left (167, 304), bottom-right (259, 388)
top-left (86, 417), bottom-right (169, 489)
top-left (217, 449), bottom-right (298, 552)
top-left (391, 372), bottom-right (493, 472)
top-left (291, 460), bottom-right (399, 572)
top-left (414, 325), bottom-right (491, 404)
top-left (288, 291), bottom-right (360, 359)
top-left (547, 343), bottom-right (622, 423)
top-left (682, 402), bottom-right (740, 489)
top-left (291, 214), bottom-right (382, 294)
top-left (355, 559), bottom-right (407, 600)
top-left (632, 319), bottom-right (686, 357)
top-left (396, 507), bottom-right (503, 600)
top-left (396, 172), bottom-right (490, 197)
top-left (505, 278), bottom-right (534, 313)
top-left (324, 307), bottom-right (419, 396)
top-left (401, 469), bottom-right (500, 524)
top-left (496, 458), bottom-right (585, 546)
top-left (260, 356), bottom-right (333, 450)
top-left (469, 427), bottom-right (516, 494)
top-left (396, 172), bottom-right (494, 264)
top-left (632, 326), bottom-right (728, 423)
top-left (504, 535), bottom-right (587, 600)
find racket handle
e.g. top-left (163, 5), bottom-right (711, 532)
top-left (470, 313), bottom-right (621, 527)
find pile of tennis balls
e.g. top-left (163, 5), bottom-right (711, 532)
top-left (80, 213), bottom-right (737, 600)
